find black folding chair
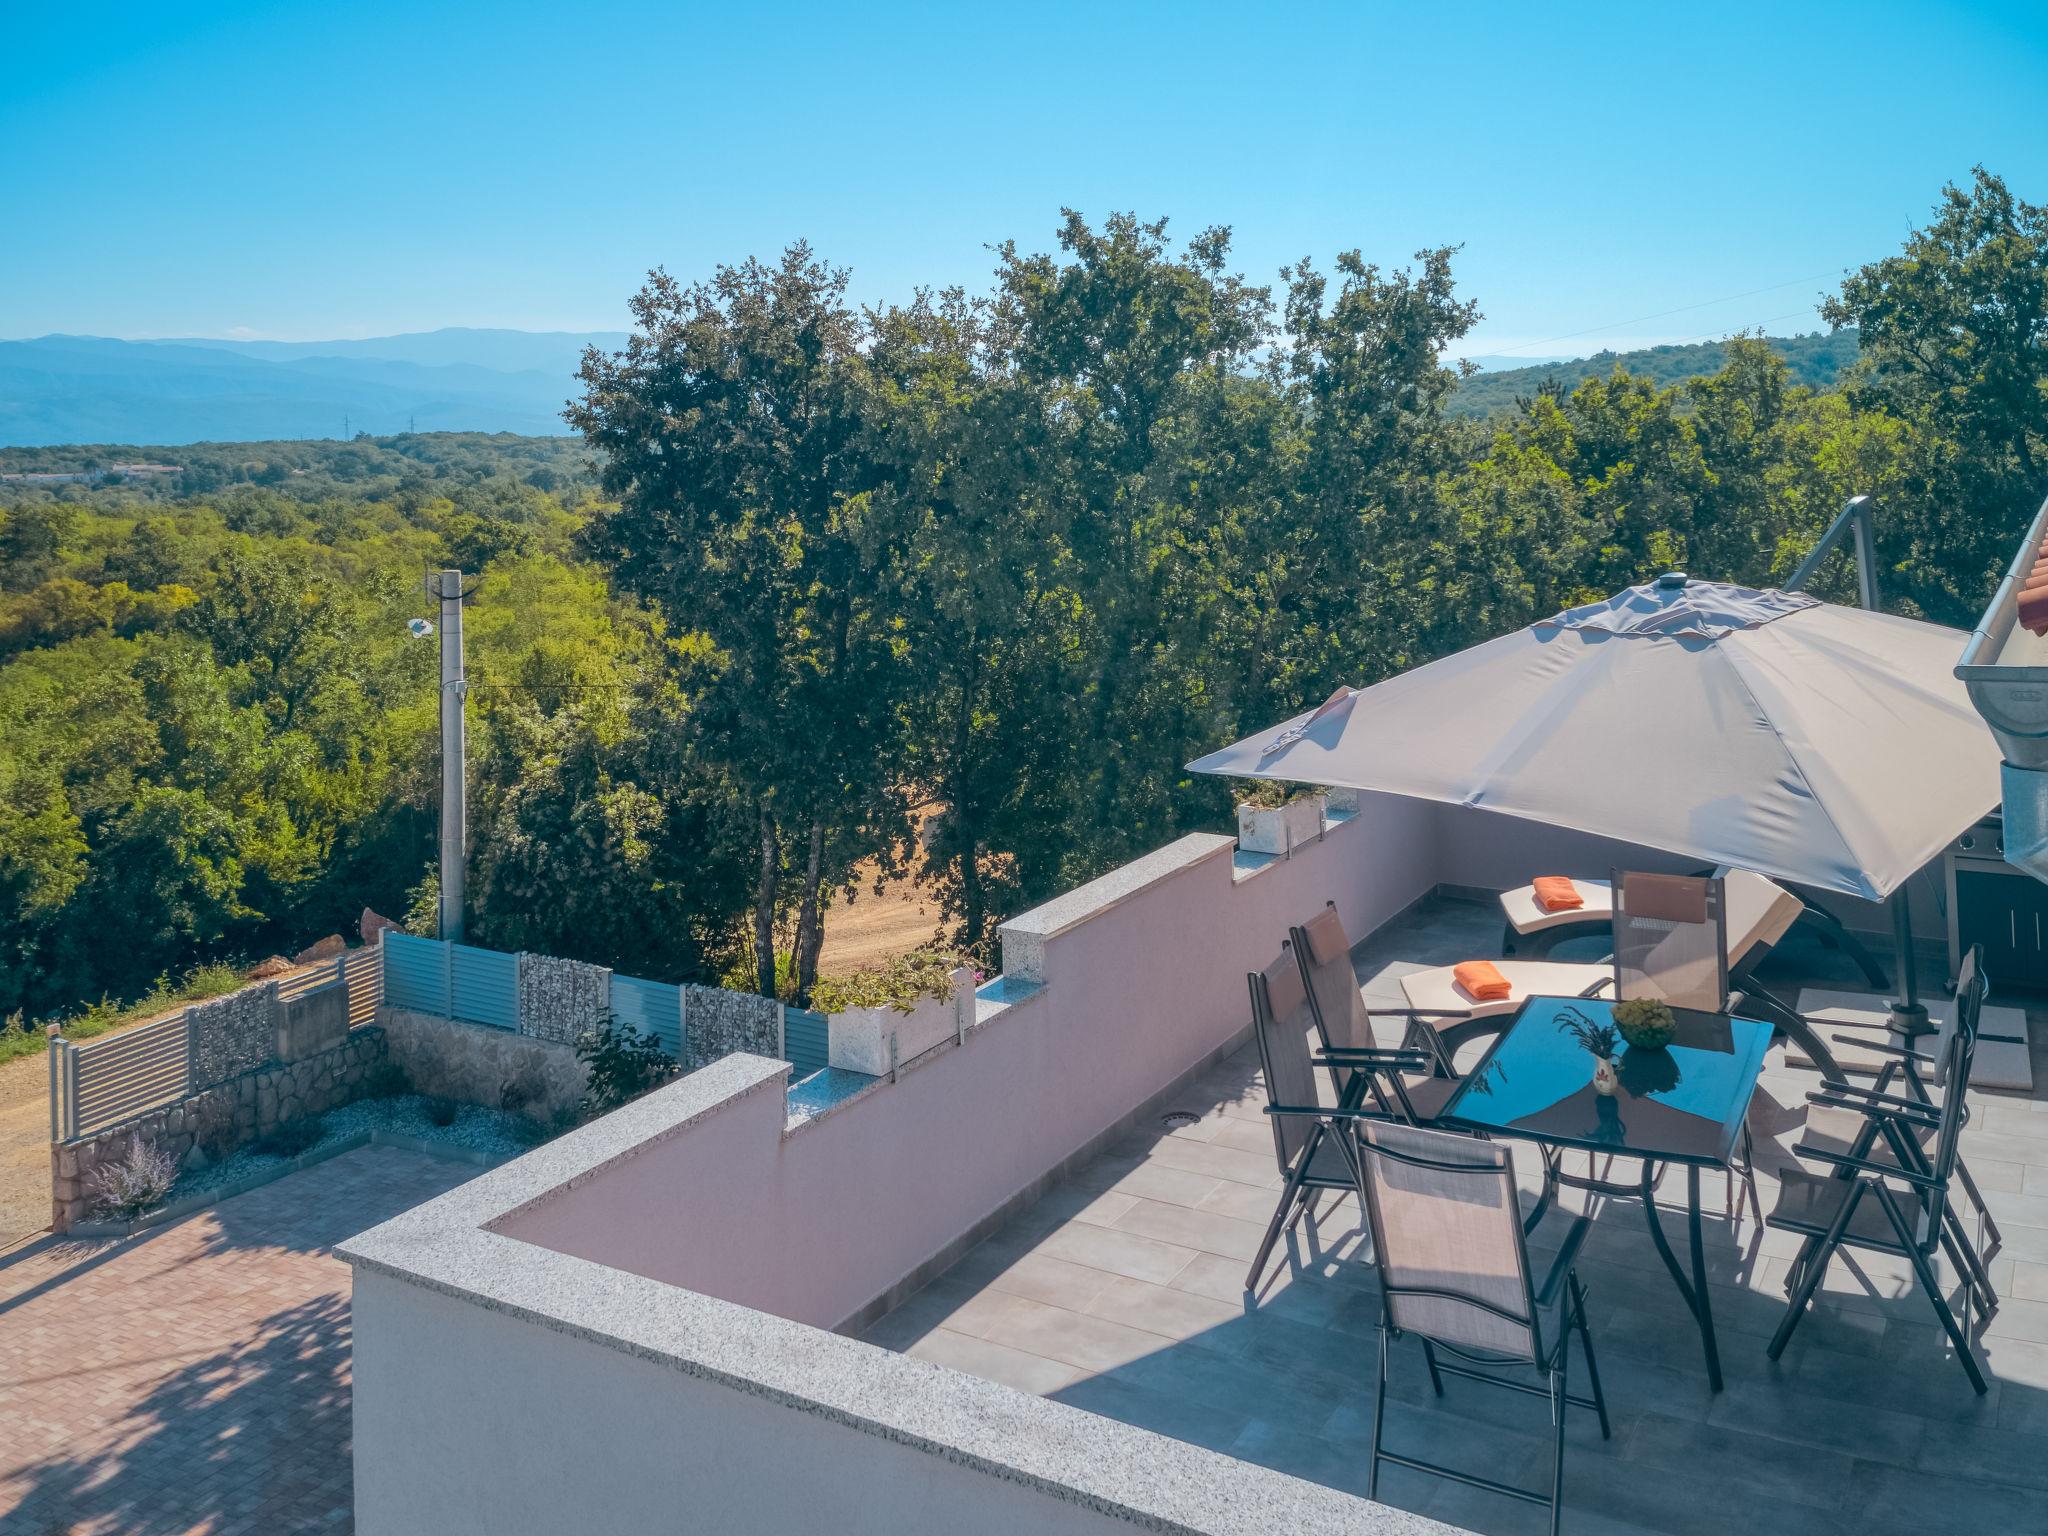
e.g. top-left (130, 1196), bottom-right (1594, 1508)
top-left (1798, 946), bottom-right (2003, 1252)
top-left (1245, 947), bottom-right (1408, 1291)
top-left (1354, 1119), bottom-right (1610, 1536)
top-left (1766, 948), bottom-right (1996, 1394)
top-left (1289, 903), bottom-right (1480, 1124)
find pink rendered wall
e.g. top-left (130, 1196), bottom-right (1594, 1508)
top-left (494, 792), bottom-right (1440, 1330)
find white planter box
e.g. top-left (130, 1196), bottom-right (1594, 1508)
top-left (1236, 794), bottom-right (1327, 856)
top-left (826, 966), bottom-right (976, 1076)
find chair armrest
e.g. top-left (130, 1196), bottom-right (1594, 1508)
top-left (1263, 1103), bottom-right (1384, 1122)
top-left (1578, 975), bottom-right (1615, 997)
top-left (1832, 1034), bottom-right (1934, 1066)
top-left (1315, 1048), bottom-right (1436, 1072)
top-left (1791, 1143), bottom-right (1938, 1189)
top-left (1364, 1007), bottom-right (1471, 1020)
top-left (1534, 1215), bottom-right (1594, 1308)
top-left (1805, 1084), bottom-right (1940, 1127)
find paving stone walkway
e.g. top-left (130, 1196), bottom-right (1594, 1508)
top-left (0, 1145), bottom-right (475, 1535)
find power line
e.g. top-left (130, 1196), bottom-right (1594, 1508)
top-left (1657, 308), bottom-right (1823, 351)
top-left (1485, 271), bottom-right (1842, 359)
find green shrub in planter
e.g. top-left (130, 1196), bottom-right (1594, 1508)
top-left (1613, 997), bottom-right (1677, 1050)
top-left (810, 949), bottom-right (973, 1016)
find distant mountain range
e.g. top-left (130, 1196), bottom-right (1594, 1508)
top-left (1447, 331), bottom-right (1860, 417)
top-left (0, 325), bottom-right (1862, 446)
top-left (0, 329), bottom-right (628, 447)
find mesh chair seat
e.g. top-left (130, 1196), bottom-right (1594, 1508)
top-left (1383, 1074), bottom-right (1461, 1122)
top-left (1766, 1167), bottom-right (1919, 1252)
top-left (1299, 1131), bottom-right (1360, 1187)
top-left (1613, 871), bottom-right (1728, 1013)
top-left (1800, 1103), bottom-right (1934, 1165)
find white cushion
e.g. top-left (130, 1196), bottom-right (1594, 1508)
top-left (1716, 867), bottom-right (1802, 964)
top-left (1498, 879), bottom-right (1613, 936)
top-left (1400, 961), bottom-right (1611, 1020)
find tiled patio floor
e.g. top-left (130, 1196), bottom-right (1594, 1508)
top-left (0, 1145), bottom-right (477, 1536)
top-left (861, 897), bottom-right (2048, 1536)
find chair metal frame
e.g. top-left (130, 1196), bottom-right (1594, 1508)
top-left (1767, 947), bottom-right (1996, 1394)
top-left (1807, 981), bottom-right (2005, 1253)
top-left (1245, 954), bottom-right (1424, 1290)
top-left (1289, 902), bottom-right (1487, 1124)
top-left (1352, 1122), bottom-right (1610, 1536)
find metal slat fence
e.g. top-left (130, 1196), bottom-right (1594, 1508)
top-left (612, 974), bottom-right (684, 1059)
top-left (56, 1012), bottom-right (191, 1138)
top-left (449, 943), bottom-right (519, 1030)
top-left (379, 933), bottom-right (817, 1077)
top-left (382, 931), bottom-right (451, 1015)
top-left (783, 1008), bottom-right (830, 1076)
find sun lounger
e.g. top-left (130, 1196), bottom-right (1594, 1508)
top-left (1499, 867), bottom-right (1885, 983)
top-left (1409, 868), bottom-right (1805, 1020)
top-left (1497, 878), bottom-right (1613, 956)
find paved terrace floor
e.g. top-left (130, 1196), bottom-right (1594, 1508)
top-left (0, 1145), bottom-right (476, 1536)
top-left (860, 896), bottom-right (2048, 1536)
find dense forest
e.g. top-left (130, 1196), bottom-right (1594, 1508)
top-left (1449, 330), bottom-right (1863, 417)
top-left (4, 169), bottom-right (2044, 1027)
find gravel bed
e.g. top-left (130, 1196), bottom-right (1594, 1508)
top-left (168, 1094), bottom-right (542, 1203)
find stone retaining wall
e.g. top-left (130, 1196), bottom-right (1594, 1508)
top-left (379, 1007), bottom-right (587, 1126)
top-left (53, 1026), bottom-right (389, 1232)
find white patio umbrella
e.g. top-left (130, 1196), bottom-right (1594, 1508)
top-left (1192, 575), bottom-right (2001, 1034)
top-left (1190, 576), bottom-right (1999, 904)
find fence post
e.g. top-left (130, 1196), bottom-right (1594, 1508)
top-left (63, 1032), bottom-right (80, 1140)
top-left (777, 1004), bottom-right (787, 1062)
top-left (678, 988), bottom-right (690, 1066)
top-left (442, 938), bottom-right (455, 1018)
top-left (46, 1025), bottom-right (65, 1142)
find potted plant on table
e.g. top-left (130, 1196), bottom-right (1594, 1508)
top-left (1233, 779), bottom-right (1328, 856)
top-left (1556, 1006), bottom-right (1623, 1096)
top-left (1613, 997), bottom-right (1677, 1051)
top-left (814, 948), bottom-right (978, 1077)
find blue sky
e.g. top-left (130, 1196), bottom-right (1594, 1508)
top-left (5, 1), bottom-right (2047, 358)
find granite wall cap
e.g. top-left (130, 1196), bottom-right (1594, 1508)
top-left (998, 833), bottom-right (1236, 945)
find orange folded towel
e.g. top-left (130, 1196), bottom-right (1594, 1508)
top-left (1532, 876), bottom-right (1584, 912)
top-left (1453, 960), bottom-right (1513, 1001)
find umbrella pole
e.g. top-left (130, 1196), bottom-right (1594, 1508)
top-left (1887, 888), bottom-right (1933, 1036)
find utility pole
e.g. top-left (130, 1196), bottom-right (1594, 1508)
top-left (430, 569), bottom-right (468, 942)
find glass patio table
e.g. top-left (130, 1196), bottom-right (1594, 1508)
top-left (1438, 994), bottom-right (1775, 1391)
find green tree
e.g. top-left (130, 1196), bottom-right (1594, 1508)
top-left (1825, 167), bottom-right (2048, 622)
top-left (570, 247), bottom-right (908, 999)
top-left (0, 504), bottom-right (79, 591)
